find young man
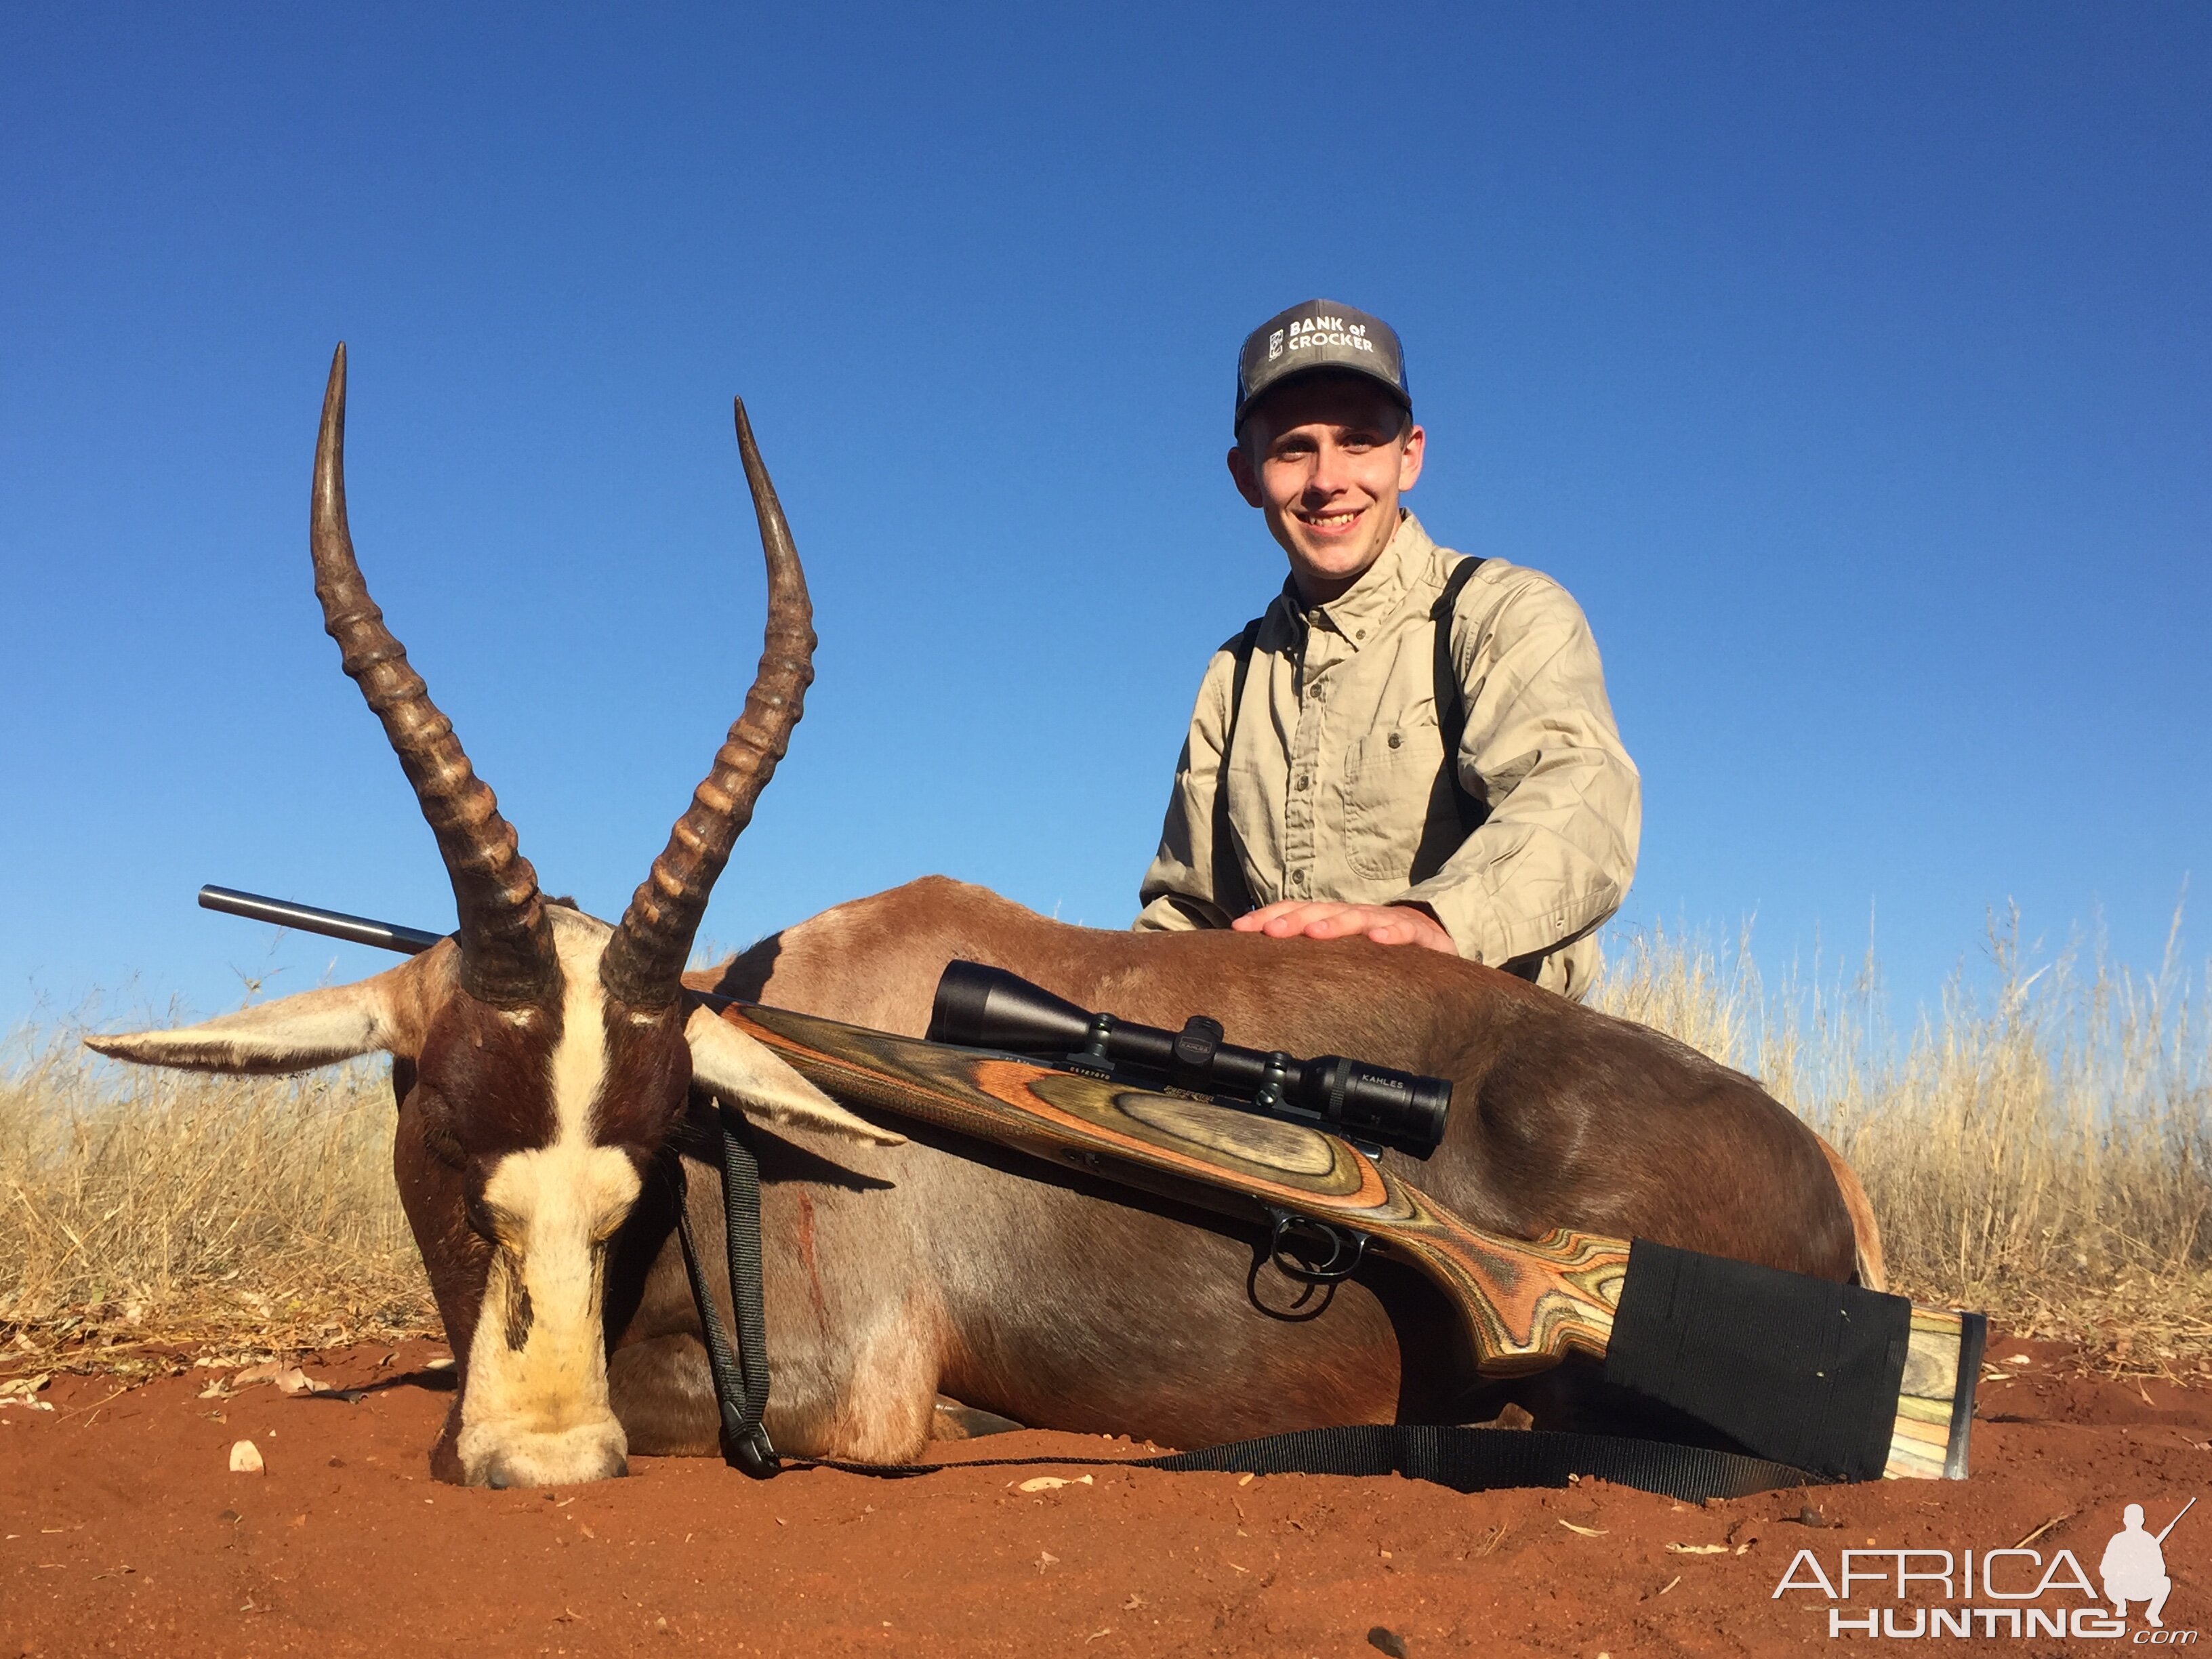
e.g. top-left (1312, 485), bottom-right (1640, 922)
top-left (1133, 300), bottom-right (1640, 1000)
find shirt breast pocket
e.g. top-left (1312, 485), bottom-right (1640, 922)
top-left (1340, 717), bottom-right (1447, 880)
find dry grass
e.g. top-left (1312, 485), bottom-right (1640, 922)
top-left (1, 1021), bottom-right (432, 1378)
top-left (5, 912), bottom-right (2207, 1378)
top-left (1597, 908), bottom-right (2212, 1365)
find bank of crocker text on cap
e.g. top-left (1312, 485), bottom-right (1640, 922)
top-left (1235, 300), bottom-right (1409, 427)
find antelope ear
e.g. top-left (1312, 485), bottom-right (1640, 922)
top-left (82, 949), bottom-right (449, 1074)
top-left (684, 1008), bottom-right (904, 1146)
top-left (88, 982), bottom-right (390, 1073)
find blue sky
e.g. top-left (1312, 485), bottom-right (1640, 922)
top-left (3, 4), bottom-right (2206, 1031)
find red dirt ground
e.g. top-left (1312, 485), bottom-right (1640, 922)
top-left (2, 1335), bottom-right (2206, 1658)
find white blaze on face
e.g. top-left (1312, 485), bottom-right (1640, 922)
top-left (455, 916), bottom-right (642, 1488)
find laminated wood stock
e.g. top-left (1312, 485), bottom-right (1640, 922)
top-left (718, 1000), bottom-right (1974, 1480)
top-left (726, 1002), bottom-right (1621, 1372)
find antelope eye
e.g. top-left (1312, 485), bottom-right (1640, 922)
top-left (462, 1191), bottom-right (498, 1242)
top-left (413, 1089), bottom-right (468, 1171)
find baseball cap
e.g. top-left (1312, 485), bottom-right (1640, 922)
top-left (1235, 299), bottom-right (1409, 428)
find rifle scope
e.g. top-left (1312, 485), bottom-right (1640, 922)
top-left (926, 962), bottom-right (1450, 1160)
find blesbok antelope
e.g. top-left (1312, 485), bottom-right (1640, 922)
top-left (90, 348), bottom-right (1880, 1488)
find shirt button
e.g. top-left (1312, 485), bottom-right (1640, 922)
top-left (1294, 774), bottom-right (1310, 791)
top-left (1388, 731), bottom-right (1403, 749)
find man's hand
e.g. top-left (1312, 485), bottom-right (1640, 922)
top-left (1231, 901), bottom-right (1457, 954)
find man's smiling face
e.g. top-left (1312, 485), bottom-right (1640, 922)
top-left (1229, 373), bottom-right (1425, 603)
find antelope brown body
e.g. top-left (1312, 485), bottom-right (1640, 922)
top-left (91, 349), bottom-right (1879, 1486)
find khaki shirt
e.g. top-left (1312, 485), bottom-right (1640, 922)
top-left (1134, 513), bottom-right (1640, 1000)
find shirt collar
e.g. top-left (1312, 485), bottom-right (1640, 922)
top-left (1291, 511), bottom-right (1437, 649)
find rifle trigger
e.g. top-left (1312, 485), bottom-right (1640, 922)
top-left (1263, 1206), bottom-right (1369, 1284)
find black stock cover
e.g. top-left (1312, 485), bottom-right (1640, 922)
top-left (1603, 1238), bottom-right (1912, 1482)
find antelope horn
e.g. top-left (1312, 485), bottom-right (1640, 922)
top-left (599, 398), bottom-right (815, 1010)
top-left (310, 344), bottom-right (557, 1008)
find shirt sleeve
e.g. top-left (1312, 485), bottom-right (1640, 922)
top-left (1133, 638), bottom-right (1245, 932)
top-left (1393, 572), bottom-right (1641, 968)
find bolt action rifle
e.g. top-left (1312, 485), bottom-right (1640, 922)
top-left (195, 884), bottom-right (1984, 1488)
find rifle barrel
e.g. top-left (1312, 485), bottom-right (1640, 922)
top-left (197, 885), bottom-right (445, 956)
top-left (2156, 1494), bottom-right (2196, 1544)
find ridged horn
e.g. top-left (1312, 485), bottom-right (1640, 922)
top-left (598, 398), bottom-right (815, 1010)
top-left (310, 344), bottom-right (557, 1008)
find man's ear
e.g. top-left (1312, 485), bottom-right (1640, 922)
top-left (1396, 422), bottom-right (1425, 493)
top-left (684, 1008), bottom-right (904, 1146)
top-left (1226, 443), bottom-right (1264, 508)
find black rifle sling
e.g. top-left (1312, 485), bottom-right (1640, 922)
top-left (674, 1103), bottom-right (779, 1477)
top-left (794, 1425), bottom-right (1821, 1502)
